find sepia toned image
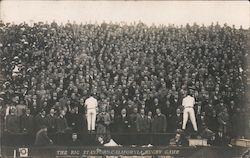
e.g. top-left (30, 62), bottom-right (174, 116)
top-left (0, 1), bottom-right (249, 158)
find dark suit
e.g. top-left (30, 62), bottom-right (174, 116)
top-left (169, 114), bottom-right (182, 132)
top-left (56, 115), bottom-right (70, 145)
top-left (109, 114), bottom-right (117, 133)
top-left (117, 114), bottom-right (131, 145)
top-left (153, 114), bottom-right (167, 133)
top-left (45, 114), bottom-right (57, 142)
top-left (20, 114), bottom-right (34, 134)
top-left (56, 116), bottom-right (68, 133)
top-left (35, 114), bottom-right (47, 132)
top-left (46, 114), bottom-right (57, 134)
top-left (5, 114), bottom-right (20, 134)
top-left (136, 114), bottom-right (151, 145)
top-left (129, 113), bottom-right (140, 144)
top-left (136, 115), bottom-right (150, 132)
top-left (152, 114), bottom-right (167, 145)
top-left (66, 112), bottom-right (85, 133)
top-left (5, 114), bottom-right (20, 145)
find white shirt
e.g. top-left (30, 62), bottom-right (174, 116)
top-left (182, 95), bottom-right (195, 108)
top-left (85, 96), bottom-right (97, 110)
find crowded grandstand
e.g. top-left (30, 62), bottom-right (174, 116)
top-left (0, 20), bottom-right (249, 147)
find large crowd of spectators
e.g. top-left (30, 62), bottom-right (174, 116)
top-left (0, 20), bottom-right (249, 146)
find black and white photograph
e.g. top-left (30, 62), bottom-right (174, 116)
top-left (0, 1), bottom-right (249, 158)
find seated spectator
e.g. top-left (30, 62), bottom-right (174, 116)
top-left (68, 133), bottom-right (81, 146)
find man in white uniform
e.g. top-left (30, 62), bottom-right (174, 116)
top-left (85, 95), bottom-right (98, 131)
top-left (182, 91), bottom-right (198, 132)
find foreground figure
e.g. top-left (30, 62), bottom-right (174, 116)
top-left (182, 90), bottom-right (198, 132)
top-left (35, 125), bottom-right (53, 146)
top-left (85, 95), bottom-right (98, 131)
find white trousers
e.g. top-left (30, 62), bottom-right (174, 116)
top-left (86, 109), bottom-right (96, 131)
top-left (182, 108), bottom-right (198, 131)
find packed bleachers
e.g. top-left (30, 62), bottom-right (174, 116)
top-left (0, 21), bottom-right (249, 146)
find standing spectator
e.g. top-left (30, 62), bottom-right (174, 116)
top-left (207, 109), bottom-right (219, 133)
top-left (20, 108), bottom-right (34, 134)
top-left (46, 108), bottom-right (57, 134)
top-left (197, 112), bottom-right (207, 131)
top-left (129, 107), bottom-right (140, 145)
top-left (56, 110), bottom-right (69, 133)
top-left (5, 107), bottom-right (19, 134)
top-left (16, 100), bottom-right (26, 117)
top-left (147, 111), bottom-right (153, 133)
top-left (152, 108), bottom-right (167, 145)
top-left (66, 106), bottom-right (86, 133)
top-left (170, 108), bottom-right (182, 132)
top-left (109, 109), bottom-right (117, 141)
top-left (35, 109), bottom-right (47, 132)
top-left (96, 106), bottom-right (111, 144)
top-left (148, 98), bottom-right (161, 116)
top-left (56, 109), bottom-right (71, 145)
top-left (5, 107), bottom-right (20, 145)
top-left (85, 95), bottom-right (98, 132)
top-left (117, 108), bottom-right (131, 145)
top-left (136, 108), bottom-right (151, 145)
top-left (218, 107), bottom-right (229, 138)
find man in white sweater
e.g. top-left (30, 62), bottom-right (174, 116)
top-left (182, 90), bottom-right (198, 132)
top-left (85, 94), bottom-right (98, 131)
